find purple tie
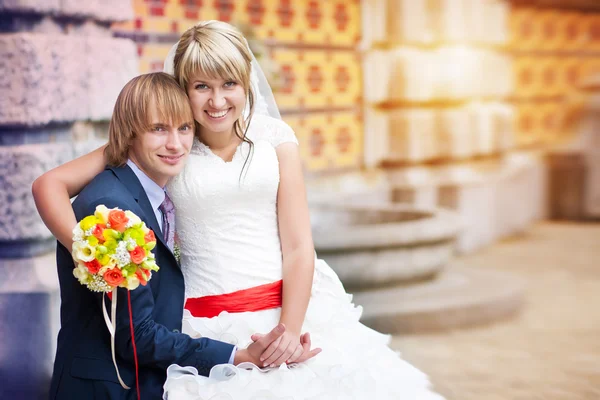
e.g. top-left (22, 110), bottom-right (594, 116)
top-left (158, 192), bottom-right (175, 250)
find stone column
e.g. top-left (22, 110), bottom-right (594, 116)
top-left (0, 1), bottom-right (137, 397)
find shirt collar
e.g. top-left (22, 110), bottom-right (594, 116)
top-left (126, 160), bottom-right (165, 212)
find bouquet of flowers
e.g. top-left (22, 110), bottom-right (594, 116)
top-left (71, 205), bottom-right (159, 394)
top-left (72, 205), bottom-right (159, 292)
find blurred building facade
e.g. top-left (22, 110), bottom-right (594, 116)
top-left (110, 0), bottom-right (600, 250)
top-left (113, 0), bottom-right (365, 172)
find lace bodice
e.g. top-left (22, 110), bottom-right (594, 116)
top-left (167, 114), bottom-right (298, 298)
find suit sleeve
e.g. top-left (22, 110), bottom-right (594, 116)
top-left (80, 197), bottom-right (235, 375)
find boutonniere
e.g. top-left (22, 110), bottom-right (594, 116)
top-left (173, 242), bottom-right (181, 264)
top-left (173, 231), bottom-right (181, 264)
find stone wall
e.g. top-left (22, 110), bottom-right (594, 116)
top-left (0, 1), bottom-right (138, 397)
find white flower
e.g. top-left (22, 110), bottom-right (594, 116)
top-left (125, 275), bottom-right (140, 290)
top-left (125, 237), bottom-right (137, 251)
top-left (72, 225), bottom-right (84, 242)
top-left (124, 210), bottom-right (141, 227)
top-left (73, 265), bottom-right (91, 285)
top-left (95, 205), bottom-right (110, 224)
top-left (113, 241), bottom-right (131, 267)
top-left (73, 241), bottom-right (96, 262)
top-left (87, 274), bottom-right (112, 292)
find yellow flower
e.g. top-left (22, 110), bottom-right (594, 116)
top-left (103, 239), bottom-right (117, 253)
top-left (95, 205), bottom-right (110, 224)
top-left (87, 236), bottom-right (99, 247)
top-left (103, 229), bottom-right (120, 242)
top-left (126, 227), bottom-right (145, 247)
top-left (80, 215), bottom-right (98, 232)
top-left (97, 253), bottom-right (111, 266)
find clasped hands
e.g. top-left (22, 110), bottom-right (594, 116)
top-left (233, 323), bottom-right (321, 368)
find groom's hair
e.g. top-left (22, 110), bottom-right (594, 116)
top-left (105, 72), bottom-right (195, 167)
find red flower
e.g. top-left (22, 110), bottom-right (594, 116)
top-left (92, 224), bottom-right (106, 243)
top-left (129, 246), bottom-right (146, 264)
top-left (103, 267), bottom-right (124, 287)
top-left (108, 210), bottom-right (128, 232)
top-left (85, 259), bottom-right (101, 274)
top-left (144, 230), bottom-right (156, 244)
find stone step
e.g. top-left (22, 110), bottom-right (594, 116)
top-left (313, 204), bottom-right (463, 288)
top-left (352, 265), bottom-right (525, 334)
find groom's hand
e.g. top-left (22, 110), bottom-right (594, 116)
top-left (233, 323), bottom-right (286, 367)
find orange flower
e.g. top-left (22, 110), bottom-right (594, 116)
top-left (144, 230), bottom-right (156, 244)
top-left (85, 259), bottom-right (101, 274)
top-left (135, 269), bottom-right (148, 286)
top-left (103, 267), bottom-right (124, 287)
top-left (129, 246), bottom-right (146, 264)
top-left (92, 224), bottom-right (106, 243)
top-left (108, 210), bottom-right (128, 232)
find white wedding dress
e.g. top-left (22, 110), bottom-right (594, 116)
top-left (163, 114), bottom-right (444, 400)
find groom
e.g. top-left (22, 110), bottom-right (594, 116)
top-left (49, 73), bottom-right (314, 399)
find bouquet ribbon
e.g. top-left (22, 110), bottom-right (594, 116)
top-left (102, 288), bottom-right (130, 389)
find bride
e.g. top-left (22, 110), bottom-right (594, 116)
top-left (33, 20), bottom-right (444, 400)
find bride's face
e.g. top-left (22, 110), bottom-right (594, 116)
top-left (186, 72), bottom-right (246, 137)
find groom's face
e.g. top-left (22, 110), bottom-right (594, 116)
top-left (128, 107), bottom-right (194, 187)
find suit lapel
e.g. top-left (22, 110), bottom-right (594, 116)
top-left (107, 165), bottom-right (177, 264)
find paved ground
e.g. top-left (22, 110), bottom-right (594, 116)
top-left (390, 222), bottom-right (600, 400)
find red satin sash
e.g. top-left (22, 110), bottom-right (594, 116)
top-left (184, 280), bottom-right (283, 318)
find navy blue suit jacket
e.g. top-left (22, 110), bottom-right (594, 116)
top-left (49, 165), bottom-right (234, 400)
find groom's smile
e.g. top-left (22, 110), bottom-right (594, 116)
top-left (158, 153), bottom-right (186, 165)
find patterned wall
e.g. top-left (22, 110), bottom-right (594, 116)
top-left (510, 7), bottom-right (600, 147)
top-left (112, 0), bottom-right (363, 173)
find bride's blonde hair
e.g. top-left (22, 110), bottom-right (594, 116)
top-left (172, 20), bottom-right (255, 141)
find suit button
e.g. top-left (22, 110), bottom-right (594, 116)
top-left (173, 329), bottom-right (180, 333)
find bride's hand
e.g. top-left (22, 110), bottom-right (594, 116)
top-left (259, 330), bottom-right (299, 368)
top-left (252, 330), bottom-right (321, 367)
top-left (235, 323), bottom-right (287, 366)
top-left (293, 332), bottom-right (321, 364)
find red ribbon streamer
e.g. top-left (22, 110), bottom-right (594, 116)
top-left (127, 291), bottom-right (141, 400)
